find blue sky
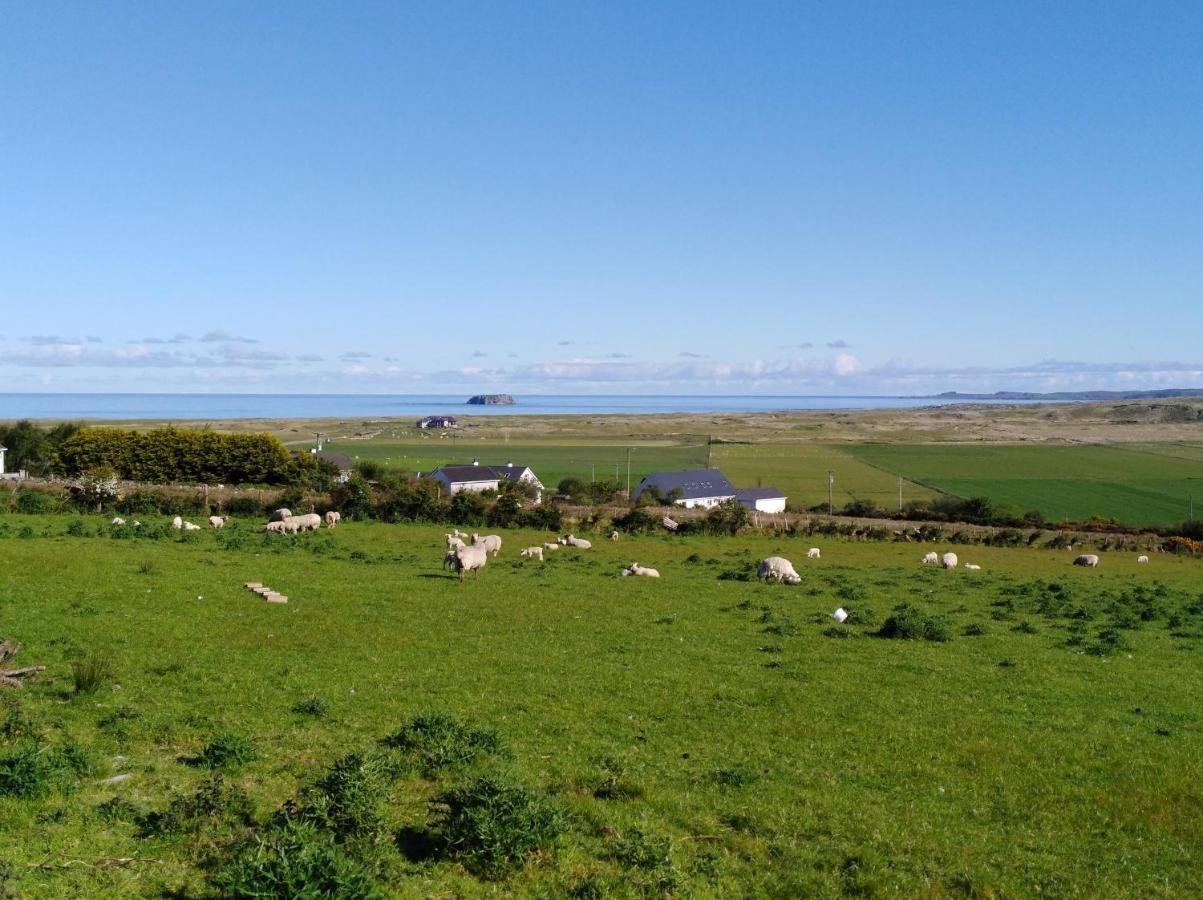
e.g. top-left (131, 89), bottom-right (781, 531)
top-left (1, 1), bottom-right (1200, 395)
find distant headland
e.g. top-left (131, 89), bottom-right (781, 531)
top-left (466, 393), bottom-right (516, 405)
top-left (928, 388), bottom-right (1203, 402)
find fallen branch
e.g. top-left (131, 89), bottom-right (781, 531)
top-left (0, 639), bottom-right (44, 688)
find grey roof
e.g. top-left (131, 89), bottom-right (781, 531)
top-left (434, 465), bottom-right (501, 484)
top-left (315, 451), bottom-right (353, 471)
top-left (633, 468), bottom-right (737, 501)
top-left (736, 487), bottom-right (787, 501)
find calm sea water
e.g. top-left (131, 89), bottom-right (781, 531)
top-left (0, 393), bottom-right (1003, 421)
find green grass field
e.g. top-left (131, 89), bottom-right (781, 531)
top-left (848, 443), bottom-right (1203, 527)
top-left (1, 515), bottom-right (1201, 897)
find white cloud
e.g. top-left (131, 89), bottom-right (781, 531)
top-left (200, 330), bottom-right (258, 344)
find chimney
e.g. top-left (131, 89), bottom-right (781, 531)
top-left (506, 461), bottom-right (513, 468)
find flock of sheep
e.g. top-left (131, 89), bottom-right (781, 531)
top-left (263, 508), bottom-right (342, 534)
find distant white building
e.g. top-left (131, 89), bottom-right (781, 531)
top-left (736, 487), bottom-right (788, 514)
top-left (429, 461), bottom-right (544, 503)
top-left (632, 469), bottom-right (738, 509)
top-left (0, 445), bottom-right (5, 474)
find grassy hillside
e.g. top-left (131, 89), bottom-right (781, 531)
top-left (848, 443), bottom-right (1203, 527)
top-left (1, 516), bottom-right (1200, 896)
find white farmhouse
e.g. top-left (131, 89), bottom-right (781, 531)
top-left (736, 487), bottom-right (788, 514)
top-left (429, 461), bottom-right (545, 503)
top-left (0, 444), bottom-right (5, 475)
top-left (632, 469), bottom-right (738, 509)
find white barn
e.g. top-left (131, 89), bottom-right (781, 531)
top-left (736, 487), bottom-right (788, 514)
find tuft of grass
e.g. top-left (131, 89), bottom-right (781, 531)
top-left (196, 733), bottom-right (258, 771)
top-left (139, 773), bottom-right (254, 837)
top-left (877, 604), bottom-right (952, 642)
top-left (297, 752), bottom-right (390, 840)
top-left (383, 712), bottom-right (503, 776)
top-left (0, 739), bottom-right (97, 799)
top-left (431, 772), bottom-right (564, 877)
top-left (291, 696), bottom-right (332, 719)
top-left (71, 651), bottom-right (115, 696)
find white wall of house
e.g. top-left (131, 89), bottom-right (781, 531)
top-left (751, 497), bottom-right (787, 513)
top-left (0, 446), bottom-right (5, 475)
top-left (436, 473), bottom-right (500, 495)
top-left (677, 495), bottom-right (734, 509)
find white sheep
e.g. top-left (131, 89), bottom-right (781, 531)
top-left (758, 556), bottom-right (801, 584)
top-left (269, 508), bottom-right (293, 523)
top-left (111, 517), bottom-right (125, 526)
top-left (183, 521), bottom-right (201, 531)
top-left (446, 534), bottom-right (466, 550)
top-left (621, 562), bottom-right (660, 578)
top-left (454, 544), bottom-right (489, 581)
top-left (471, 533), bottom-right (503, 556)
top-left (807, 547), bottom-right (821, 559)
top-left (1137, 555), bottom-right (1149, 564)
top-left (452, 528), bottom-right (466, 538)
top-left (1073, 554), bottom-right (1100, 567)
top-left (921, 552), bottom-right (939, 565)
top-left (543, 542), bottom-right (560, 551)
top-left (520, 546), bottom-right (544, 560)
top-left (293, 513), bottom-right (322, 532)
top-left (208, 515), bottom-right (228, 529)
top-left (609, 530), bottom-right (620, 541)
top-left (171, 516), bottom-right (183, 529)
top-left (282, 518), bottom-right (302, 534)
top-left (964, 563), bottom-right (981, 571)
top-left (940, 552), bottom-right (958, 570)
top-left (325, 511), bottom-right (342, 528)
top-left (561, 534), bottom-right (592, 549)
top-left (265, 521), bottom-right (287, 534)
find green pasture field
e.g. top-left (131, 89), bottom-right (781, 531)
top-left (1, 516), bottom-right (1201, 897)
top-left (848, 443), bottom-right (1203, 527)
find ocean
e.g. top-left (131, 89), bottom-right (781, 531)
top-left (0, 393), bottom-right (1006, 421)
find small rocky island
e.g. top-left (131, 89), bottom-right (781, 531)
top-left (466, 393), bottom-right (516, 405)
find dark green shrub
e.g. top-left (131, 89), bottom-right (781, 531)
top-left (71, 651), bottom-right (115, 695)
top-left (65, 519), bottom-right (89, 537)
top-left (292, 696), bottom-right (331, 718)
top-left (383, 711), bottom-right (502, 777)
top-left (963, 623), bottom-right (988, 637)
top-left (296, 752), bottom-right (390, 841)
top-left (0, 740), bottom-right (96, 799)
top-left (432, 772), bottom-right (563, 876)
top-left (223, 496), bottom-right (265, 517)
top-left (709, 766), bottom-right (759, 789)
top-left (196, 733), bottom-right (257, 770)
top-left (209, 818), bottom-right (381, 900)
top-left (15, 490), bottom-right (58, 514)
top-left (139, 774), bottom-right (254, 836)
top-left (877, 604), bottom-right (952, 642)
top-left (611, 508), bottom-right (660, 534)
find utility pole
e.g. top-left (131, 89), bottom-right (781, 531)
top-left (626, 447), bottom-right (633, 497)
top-left (827, 471), bottom-right (834, 516)
top-left (899, 475), bottom-right (903, 512)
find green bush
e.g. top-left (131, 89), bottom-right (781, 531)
top-left (71, 651), bottom-right (115, 695)
top-left (383, 711), bottom-right (502, 776)
top-left (292, 696), bottom-right (331, 718)
top-left (139, 774), bottom-right (254, 837)
top-left (297, 752), bottom-right (390, 840)
top-left (432, 772), bottom-right (563, 876)
top-left (0, 739), bottom-right (97, 799)
top-left (877, 604), bottom-right (953, 642)
top-left (14, 490), bottom-right (58, 514)
top-left (611, 508), bottom-right (660, 534)
top-left (196, 733), bottom-right (258, 770)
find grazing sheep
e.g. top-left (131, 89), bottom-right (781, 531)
top-left (281, 518), bottom-right (302, 534)
top-left (1137, 555), bottom-right (1149, 564)
top-left (183, 521), bottom-right (201, 531)
top-left (610, 530), bottom-right (620, 541)
top-left (208, 515), bottom-right (228, 529)
top-left (133, 521), bottom-right (142, 528)
top-left (111, 517), bottom-right (125, 526)
top-left (543, 542), bottom-right (560, 551)
top-left (964, 563), bottom-right (981, 571)
top-left (325, 511), bottom-right (342, 528)
top-left (940, 552), bottom-right (958, 570)
top-left (269, 508), bottom-right (293, 523)
top-left (561, 534), bottom-right (592, 549)
top-left (171, 516), bottom-right (183, 530)
top-left (807, 547), bottom-right (821, 559)
top-left (471, 533), bottom-right (503, 556)
top-left (921, 552), bottom-right (939, 565)
top-left (446, 534), bottom-right (466, 550)
top-left (265, 521), bottom-right (286, 534)
top-left (621, 562), bottom-right (660, 578)
top-left (442, 549), bottom-right (458, 569)
top-left (520, 546), bottom-right (544, 560)
top-left (453, 544), bottom-right (489, 582)
top-left (1073, 554), bottom-right (1100, 568)
top-left (293, 513), bottom-right (322, 532)
top-left (451, 528), bottom-right (466, 539)
top-left (758, 556), bottom-right (801, 584)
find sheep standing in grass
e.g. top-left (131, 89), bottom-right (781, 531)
top-left (610, 531), bottom-right (620, 541)
top-left (543, 542), bottom-right (559, 551)
top-left (940, 552), bottom-right (958, 570)
top-left (1137, 555), bottom-right (1149, 564)
top-left (209, 516), bottom-right (228, 529)
top-left (758, 556), bottom-right (801, 584)
top-left (446, 534), bottom-right (466, 550)
top-left (325, 511), bottom-right (342, 528)
top-left (921, 552), bottom-right (939, 565)
top-left (282, 518), bottom-right (301, 535)
top-left (807, 547), bottom-right (821, 559)
top-left (265, 521), bottom-right (286, 534)
top-left (453, 544), bottom-right (489, 582)
top-left (520, 546), bottom-right (544, 560)
top-left (621, 562), bottom-right (660, 578)
top-left (293, 513), bottom-right (322, 532)
top-left (269, 508), bottom-right (293, 523)
top-left (471, 533), bottom-right (503, 557)
top-left (1073, 554), bottom-right (1100, 568)
top-left (171, 516), bottom-right (183, 529)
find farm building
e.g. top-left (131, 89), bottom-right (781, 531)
top-left (736, 487), bottom-right (788, 513)
top-left (633, 468), bottom-right (737, 509)
top-left (417, 415), bottom-right (458, 429)
top-left (0, 444), bottom-right (5, 474)
top-left (428, 461), bottom-right (545, 502)
top-left (313, 450), bottom-right (354, 483)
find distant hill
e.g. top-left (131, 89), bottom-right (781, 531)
top-left (928, 389), bottom-right (1203, 402)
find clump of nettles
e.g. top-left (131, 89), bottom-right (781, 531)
top-left (877, 604), bottom-right (952, 642)
top-left (138, 774), bottom-right (254, 837)
top-left (382, 711), bottom-right (503, 776)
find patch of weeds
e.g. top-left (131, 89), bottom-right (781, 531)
top-left (139, 773), bottom-right (254, 837)
top-left (610, 825), bottom-right (679, 891)
top-left (823, 626), bottom-right (856, 639)
top-left (963, 623), bottom-right (988, 637)
top-left (382, 711), bottom-right (503, 777)
top-left (96, 796), bottom-right (141, 824)
top-left (71, 650), bottom-right (115, 696)
top-left (877, 604), bottom-right (952, 642)
top-left (684, 553), bottom-right (702, 564)
top-left (16, 526), bottom-right (35, 540)
top-left (195, 732), bottom-right (257, 770)
top-left (349, 549), bottom-right (369, 561)
top-left (0, 694), bottom-right (39, 742)
top-left (293, 751), bottom-right (390, 840)
top-left (592, 757), bottom-right (643, 801)
top-left (717, 568), bottom-right (752, 582)
top-left (1087, 628), bottom-right (1130, 656)
top-left (0, 740), bottom-right (96, 799)
top-left (842, 606), bottom-right (877, 627)
top-left (97, 705), bottom-right (142, 742)
top-left (291, 696), bottom-right (331, 719)
top-left (998, 659), bottom-right (1016, 668)
top-left (65, 519), bottom-right (89, 537)
top-left (653, 615), bottom-right (675, 626)
top-left (758, 644), bottom-right (782, 654)
top-left (209, 817), bottom-right (381, 900)
top-left (709, 766), bottom-right (759, 790)
top-left (1013, 620), bottom-right (1039, 634)
top-left (430, 772), bottom-right (564, 877)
